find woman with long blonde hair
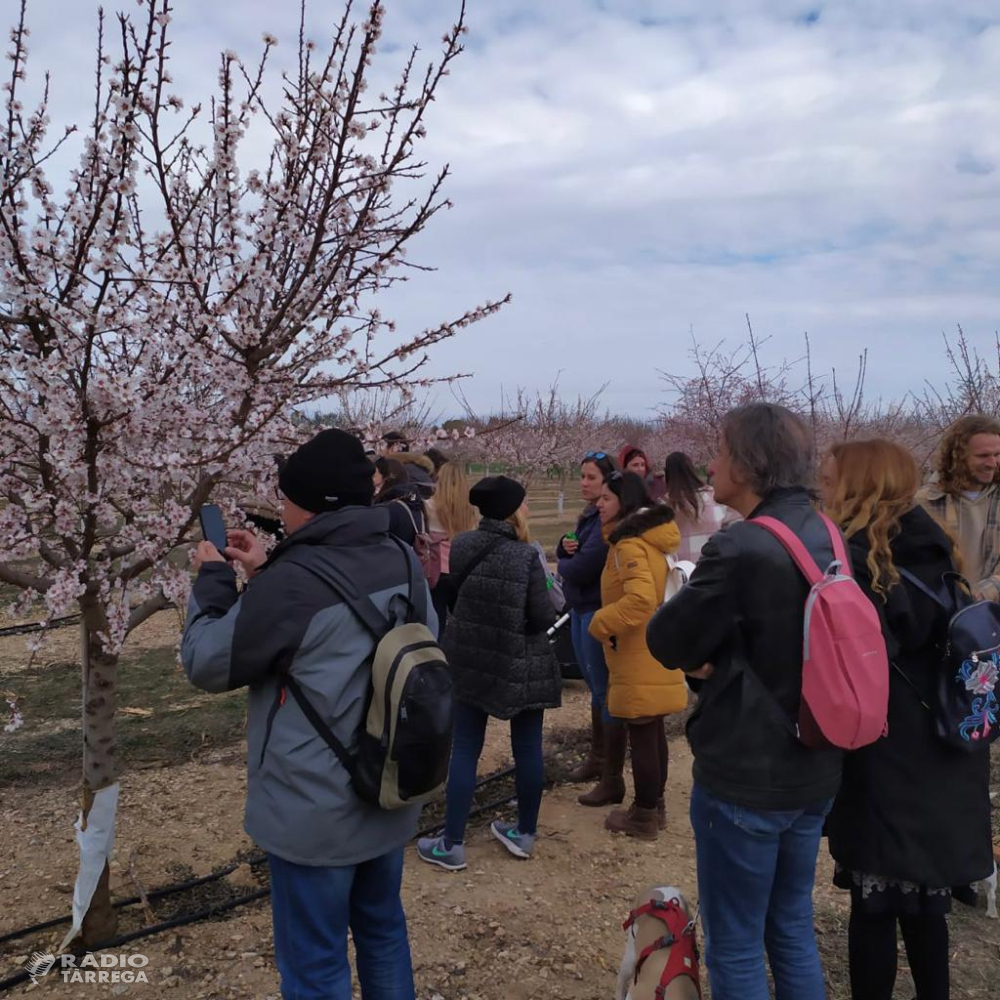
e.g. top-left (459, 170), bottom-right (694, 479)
top-left (820, 439), bottom-right (992, 1000)
top-left (426, 461), bottom-right (478, 539)
top-left (424, 462), bottom-right (479, 630)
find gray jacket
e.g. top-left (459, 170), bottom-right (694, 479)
top-left (181, 506), bottom-right (436, 867)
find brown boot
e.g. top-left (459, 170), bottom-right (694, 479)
top-left (568, 706), bottom-right (604, 783)
top-left (657, 797), bottom-right (667, 830)
top-left (604, 802), bottom-right (659, 840)
top-left (578, 718), bottom-right (627, 806)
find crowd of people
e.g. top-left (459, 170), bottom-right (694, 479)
top-left (180, 410), bottom-right (998, 1000)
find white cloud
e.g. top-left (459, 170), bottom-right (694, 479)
top-left (13, 0), bottom-right (1000, 416)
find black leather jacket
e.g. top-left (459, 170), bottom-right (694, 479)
top-left (647, 487), bottom-right (843, 810)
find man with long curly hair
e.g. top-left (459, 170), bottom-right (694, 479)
top-left (917, 414), bottom-right (1000, 599)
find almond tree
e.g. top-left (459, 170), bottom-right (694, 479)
top-left (659, 322), bottom-right (798, 464)
top-left (456, 379), bottom-right (606, 488)
top-left (0, 0), bottom-right (504, 944)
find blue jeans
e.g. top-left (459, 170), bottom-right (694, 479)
top-left (444, 700), bottom-right (545, 841)
top-left (570, 609), bottom-right (610, 718)
top-left (690, 782), bottom-right (833, 1000)
top-left (267, 848), bottom-right (414, 1000)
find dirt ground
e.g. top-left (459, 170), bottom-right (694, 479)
top-left (1, 677), bottom-right (999, 1000)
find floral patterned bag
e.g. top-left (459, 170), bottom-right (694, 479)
top-left (897, 569), bottom-right (1000, 752)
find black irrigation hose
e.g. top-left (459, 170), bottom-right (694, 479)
top-left (0, 603), bottom-right (178, 639)
top-left (0, 890), bottom-right (272, 993)
top-left (0, 765), bottom-right (522, 948)
top-left (0, 791), bottom-right (521, 995)
top-left (414, 790), bottom-right (518, 840)
top-left (0, 860), bottom-right (264, 946)
top-left (0, 613), bottom-right (82, 639)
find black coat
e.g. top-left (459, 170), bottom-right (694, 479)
top-left (646, 487), bottom-right (843, 811)
top-left (375, 484), bottom-right (425, 546)
top-left (826, 506), bottom-right (994, 888)
top-left (443, 519), bottom-right (561, 719)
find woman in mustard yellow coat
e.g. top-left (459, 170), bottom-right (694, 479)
top-left (589, 471), bottom-right (688, 839)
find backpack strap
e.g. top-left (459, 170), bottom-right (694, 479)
top-left (392, 496), bottom-right (426, 537)
top-left (751, 514), bottom-right (847, 583)
top-left (739, 656), bottom-right (801, 741)
top-left (285, 554), bottom-right (393, 640)
top-left (282, 674), bottom-right (358, 780)
top-left (272, 555), bottom-right (369, 783)
top-left (274, 542), bottom-right (419, 784)
top-left (387, 534), bottom-right (428, 624)
top-left (897, 567), bottom-right (952, 611)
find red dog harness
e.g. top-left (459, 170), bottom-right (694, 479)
top-left (622, 898), bottom-right (701, 999)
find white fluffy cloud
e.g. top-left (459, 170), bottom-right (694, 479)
top-left (16, 0), bottom-right (1000, 415)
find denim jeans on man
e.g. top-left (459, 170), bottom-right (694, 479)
top-left (268, 848), bottom-right (414, 1000)
top-left (569, 608), bottom-right (610, 720)
top-left (690, 782), bottom-right (833, 1000)
top-left (445, 700), bottom-right (544, 841)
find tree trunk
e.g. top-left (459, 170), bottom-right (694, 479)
top-left (78, 613), bottom-right (119, 946)
top-left (80, 857), bottom-right (116, 946)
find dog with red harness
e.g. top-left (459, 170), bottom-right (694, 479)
top-left (615, 885), bottom-right (701, 1000)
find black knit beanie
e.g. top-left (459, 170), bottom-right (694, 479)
top-left (278, 429), bottom-right (375, 513)
top-left (469, 475), bottom-right (526, 521)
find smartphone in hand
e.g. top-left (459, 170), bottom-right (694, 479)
top-left (199, 503), bottom-right (228, 554)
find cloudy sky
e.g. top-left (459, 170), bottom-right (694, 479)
top-left (18, 0), bottom-right (1000, 417)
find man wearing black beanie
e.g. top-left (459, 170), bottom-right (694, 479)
top-left (182, 427), bottom-right (435, 1000)
top-left (277, 428), bottom-right (377, 516)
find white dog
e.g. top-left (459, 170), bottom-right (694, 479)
top-left (615, 885), bottom-right (701, 1000)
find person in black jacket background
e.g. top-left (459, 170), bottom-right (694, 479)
top-left (417, 476), bottom-right (559, 872)
top-left (646, 403), bottom-right (840, 1000)
top-left (374, 456), bottom-right (424, 545)
top-left (820, 440), bottom-right (994, 1000)
top-left (556, 451), bottom-right (628, 803)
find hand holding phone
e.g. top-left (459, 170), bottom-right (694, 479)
top-left (199, 504), bottom-right (228, 553)
top-left (193, 540), bottom-right (226, 572)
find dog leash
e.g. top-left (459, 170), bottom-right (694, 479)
top-left (683, 901), bottom-right (701, 937)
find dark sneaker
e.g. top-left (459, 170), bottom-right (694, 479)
top-left (416, 836), bottom-right (467, 872)
top-left (490, 820), bottom-right (536, 859)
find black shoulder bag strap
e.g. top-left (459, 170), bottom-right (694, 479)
top-left (890, 568), bottom-right (955, 712)
top-left (453, 535), bottom-right (506, 590)
top-left (446, 534), bottom-right (506, 610)
top-left (277, 543), bottom-right (414, 778)
top-left (896, 568), bottom-right (951, 611)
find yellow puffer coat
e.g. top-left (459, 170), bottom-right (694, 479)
top-left (588, 506), bottom-right (689, 720)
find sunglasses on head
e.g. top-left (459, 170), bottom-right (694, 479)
top-left (583, 451), bottom-right (608, 460)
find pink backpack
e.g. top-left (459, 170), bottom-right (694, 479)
top-left (752, 513), bottom-right (889, 750)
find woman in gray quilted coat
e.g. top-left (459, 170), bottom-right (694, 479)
top-left (417, 475), bottom-right (560, 871)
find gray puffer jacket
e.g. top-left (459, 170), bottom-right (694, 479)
top-left (181, 506), bottom-right (436, 867)
top-left (443, 519), bottom-right (561, 719)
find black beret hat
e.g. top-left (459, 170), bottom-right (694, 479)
top-left (469, 475), bottom-right (526, 521)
